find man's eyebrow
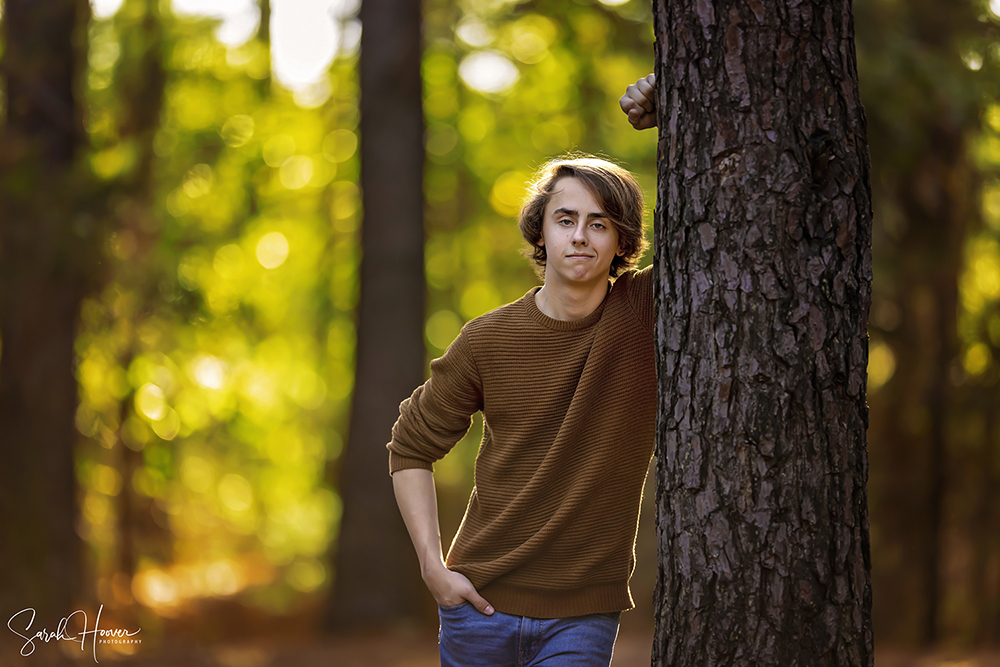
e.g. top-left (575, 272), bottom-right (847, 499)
top-left (551, 207), bottom-right (608, 219)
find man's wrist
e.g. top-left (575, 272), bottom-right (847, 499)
top-left (419, 555), bottom-right (448, 580)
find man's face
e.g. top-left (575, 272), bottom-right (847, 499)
top-left (539, 177), bottom-right (622, 286)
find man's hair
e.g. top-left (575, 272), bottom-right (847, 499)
top-left (518, 155), bottom-right (648, 278)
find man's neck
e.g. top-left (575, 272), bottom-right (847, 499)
top-left (534, 275), bottom-right (610, 322)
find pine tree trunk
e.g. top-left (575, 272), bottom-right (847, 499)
top-left (651, 1), bottom-right (874, 664)
top-left (0, 0), bottom-right (90, 626)
top-left (324, 0), bottom-right (428, 629)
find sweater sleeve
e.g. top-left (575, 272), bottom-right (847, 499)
top-left (626, 264), bottom-right (655, 334)
top-left (387, 327), bottom-right (484, 475)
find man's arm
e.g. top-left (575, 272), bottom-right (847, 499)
top-left (392, 468), bottom-right (495, 615)
top-left (620, 73), bottom-right (657, 130)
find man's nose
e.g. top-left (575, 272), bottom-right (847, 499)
top-left (571, 225), bottom-right (588, 244)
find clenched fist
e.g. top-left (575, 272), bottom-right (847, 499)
top-left (619, 73), bottom-right (656, 130)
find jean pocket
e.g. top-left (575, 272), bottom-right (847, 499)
top-left (438, 601), bottom-right (471, 612)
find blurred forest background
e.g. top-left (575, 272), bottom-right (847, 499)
top-left (3, 0), bottom-right (1000, 663)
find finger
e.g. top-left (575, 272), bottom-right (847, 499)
top-left (630, 111), bottom-right (656, 130)
top-left (466, 591), bottom-right (494, 615)
top-left (634, 79), bottom-right (655, 112)
top-left (623, 85), bottom-right (653, 115)
top-left (645, 73), bottom-right (655, 86)
top-left (619, 93), bottom-right (639, 115)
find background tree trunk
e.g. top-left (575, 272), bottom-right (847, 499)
top-left (109, 0), bottom-right (170, 596)
top-left (852, 0), bottom-right (988, 645)
top-left (324, 0), bottom-right (428, 629)
top-left (0, 0), bottom-right (92, 625)
top-left (651, 1), bottom-right (874, 664)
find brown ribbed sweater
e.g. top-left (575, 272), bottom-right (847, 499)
top-left (388, 265), bottom-right (656, 618)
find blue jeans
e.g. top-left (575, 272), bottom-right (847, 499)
top-left (438, 602), bottom-right (621, 667)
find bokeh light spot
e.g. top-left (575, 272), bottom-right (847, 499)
top-left (279, 156), bottom-right (314, 189)
top-left (489, 171), bottom-right (528, 217)
top-left (183, 164), bottom-right (213, 198)
top-left (459, 51), bottom-right (519, 94)
top-left (426, 310), bottom-right (463, 350)
top-left (136, 383), bottom-right (167, 421)
top-left (287, 559), bottom-right (326, 592)
top-left (214, 244), bottom-right (246, 280)
top-left (219, 473), bottom-right (254, 512)
top-left (965, 342), bottom-right (991, 376)
top-left (257, 232), bottom-right (290, 269)
top-left (867, 340), bottom-right (896, 392)
top-left (191, 355), bottom-right (229, 390)
top-left (322, 129), bottom-right (358, 163)
top-left (151, 408), bottom-right (182, 441)
top-left (220, 114), bottom-right (255, 147)
top-left (263, 135), bottom-right (296, 167)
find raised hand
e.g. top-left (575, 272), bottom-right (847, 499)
top-left (619, 73), bottom-right (656, 130)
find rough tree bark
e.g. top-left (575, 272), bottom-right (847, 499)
top-left (324, 0), bottom-right (427, 629)
top-left (651, 1), bottom-right (874, 665)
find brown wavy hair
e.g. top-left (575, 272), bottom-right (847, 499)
top-left (518, 155), bottom-right (647, 278)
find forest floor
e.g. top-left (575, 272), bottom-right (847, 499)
top-left (11, 604), bottom-right (1000, 666)
top-left (26, 628), bottom-right (1000, 667)
top-left (97, 636), bottom-right (1000, 667)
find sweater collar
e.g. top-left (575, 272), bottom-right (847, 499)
top-left (523, 281), bottom-right (613, 331)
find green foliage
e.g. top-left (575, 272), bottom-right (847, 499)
top-left (70, 0), bottom-right (657, 618)
top-left (75, 1), bottom-right (357, 612)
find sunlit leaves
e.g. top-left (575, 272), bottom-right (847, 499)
top-left (74, 0), bottom-right (659, 613)
top-left (456, 16), bottom-right (493, 47)
top-left (426, 310), bottom-right (464, 351)
top-left (183, 164), bottom-right (214, 197)
top-left (960, 236), bottom-right (1000, 315)
top-left (219, 473), bottom-right (253, 512)
top-left (279, 156), bottom-right (314, 189)
top-left (256, 232), bottom-right (290, 268)
top-left (867, 338), bottom-right (897, 392)
top-left (459, 51), bottom-right (520, 93)
top-left (263, 134), bottom-right (296, 166)
top-left (220, 113), bottom-right (255, 147)
top-left (91, 141), bottom-right (138, 179)
top-left (136, 382), bottom-right (168, 420)
top-left (489, 170), bottom-right (528, 217)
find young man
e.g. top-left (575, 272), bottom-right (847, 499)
top-left (387, 147), bottom-right (659, 665)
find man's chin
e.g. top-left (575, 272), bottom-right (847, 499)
top-left (558, 269), bottom-right (606, 285)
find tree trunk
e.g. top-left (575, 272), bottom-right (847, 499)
top-left (0, 0), bottom-right (91, 625)
top-left (324, 0), bottom-right (428, 629)
top-left (651, 1), bottom-right (874, 664)
top-left (865, 113), bottom-right (972, 646)
top-left (972, 401), bottom-right (999, 644)
top-left (109, 0), bottom-right (169, 589)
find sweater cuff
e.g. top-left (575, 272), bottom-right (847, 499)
top-left (388, 450), bottom-right (434, 476)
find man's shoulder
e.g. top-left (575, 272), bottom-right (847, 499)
top-left (616, 264), bottom-right (653, 285)
top-left (462, 291), bottom-right (533, 339)
top-left (611, 264), bottom-right (654, 332)
top-left (610, 264), bottom-right (653, 298)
